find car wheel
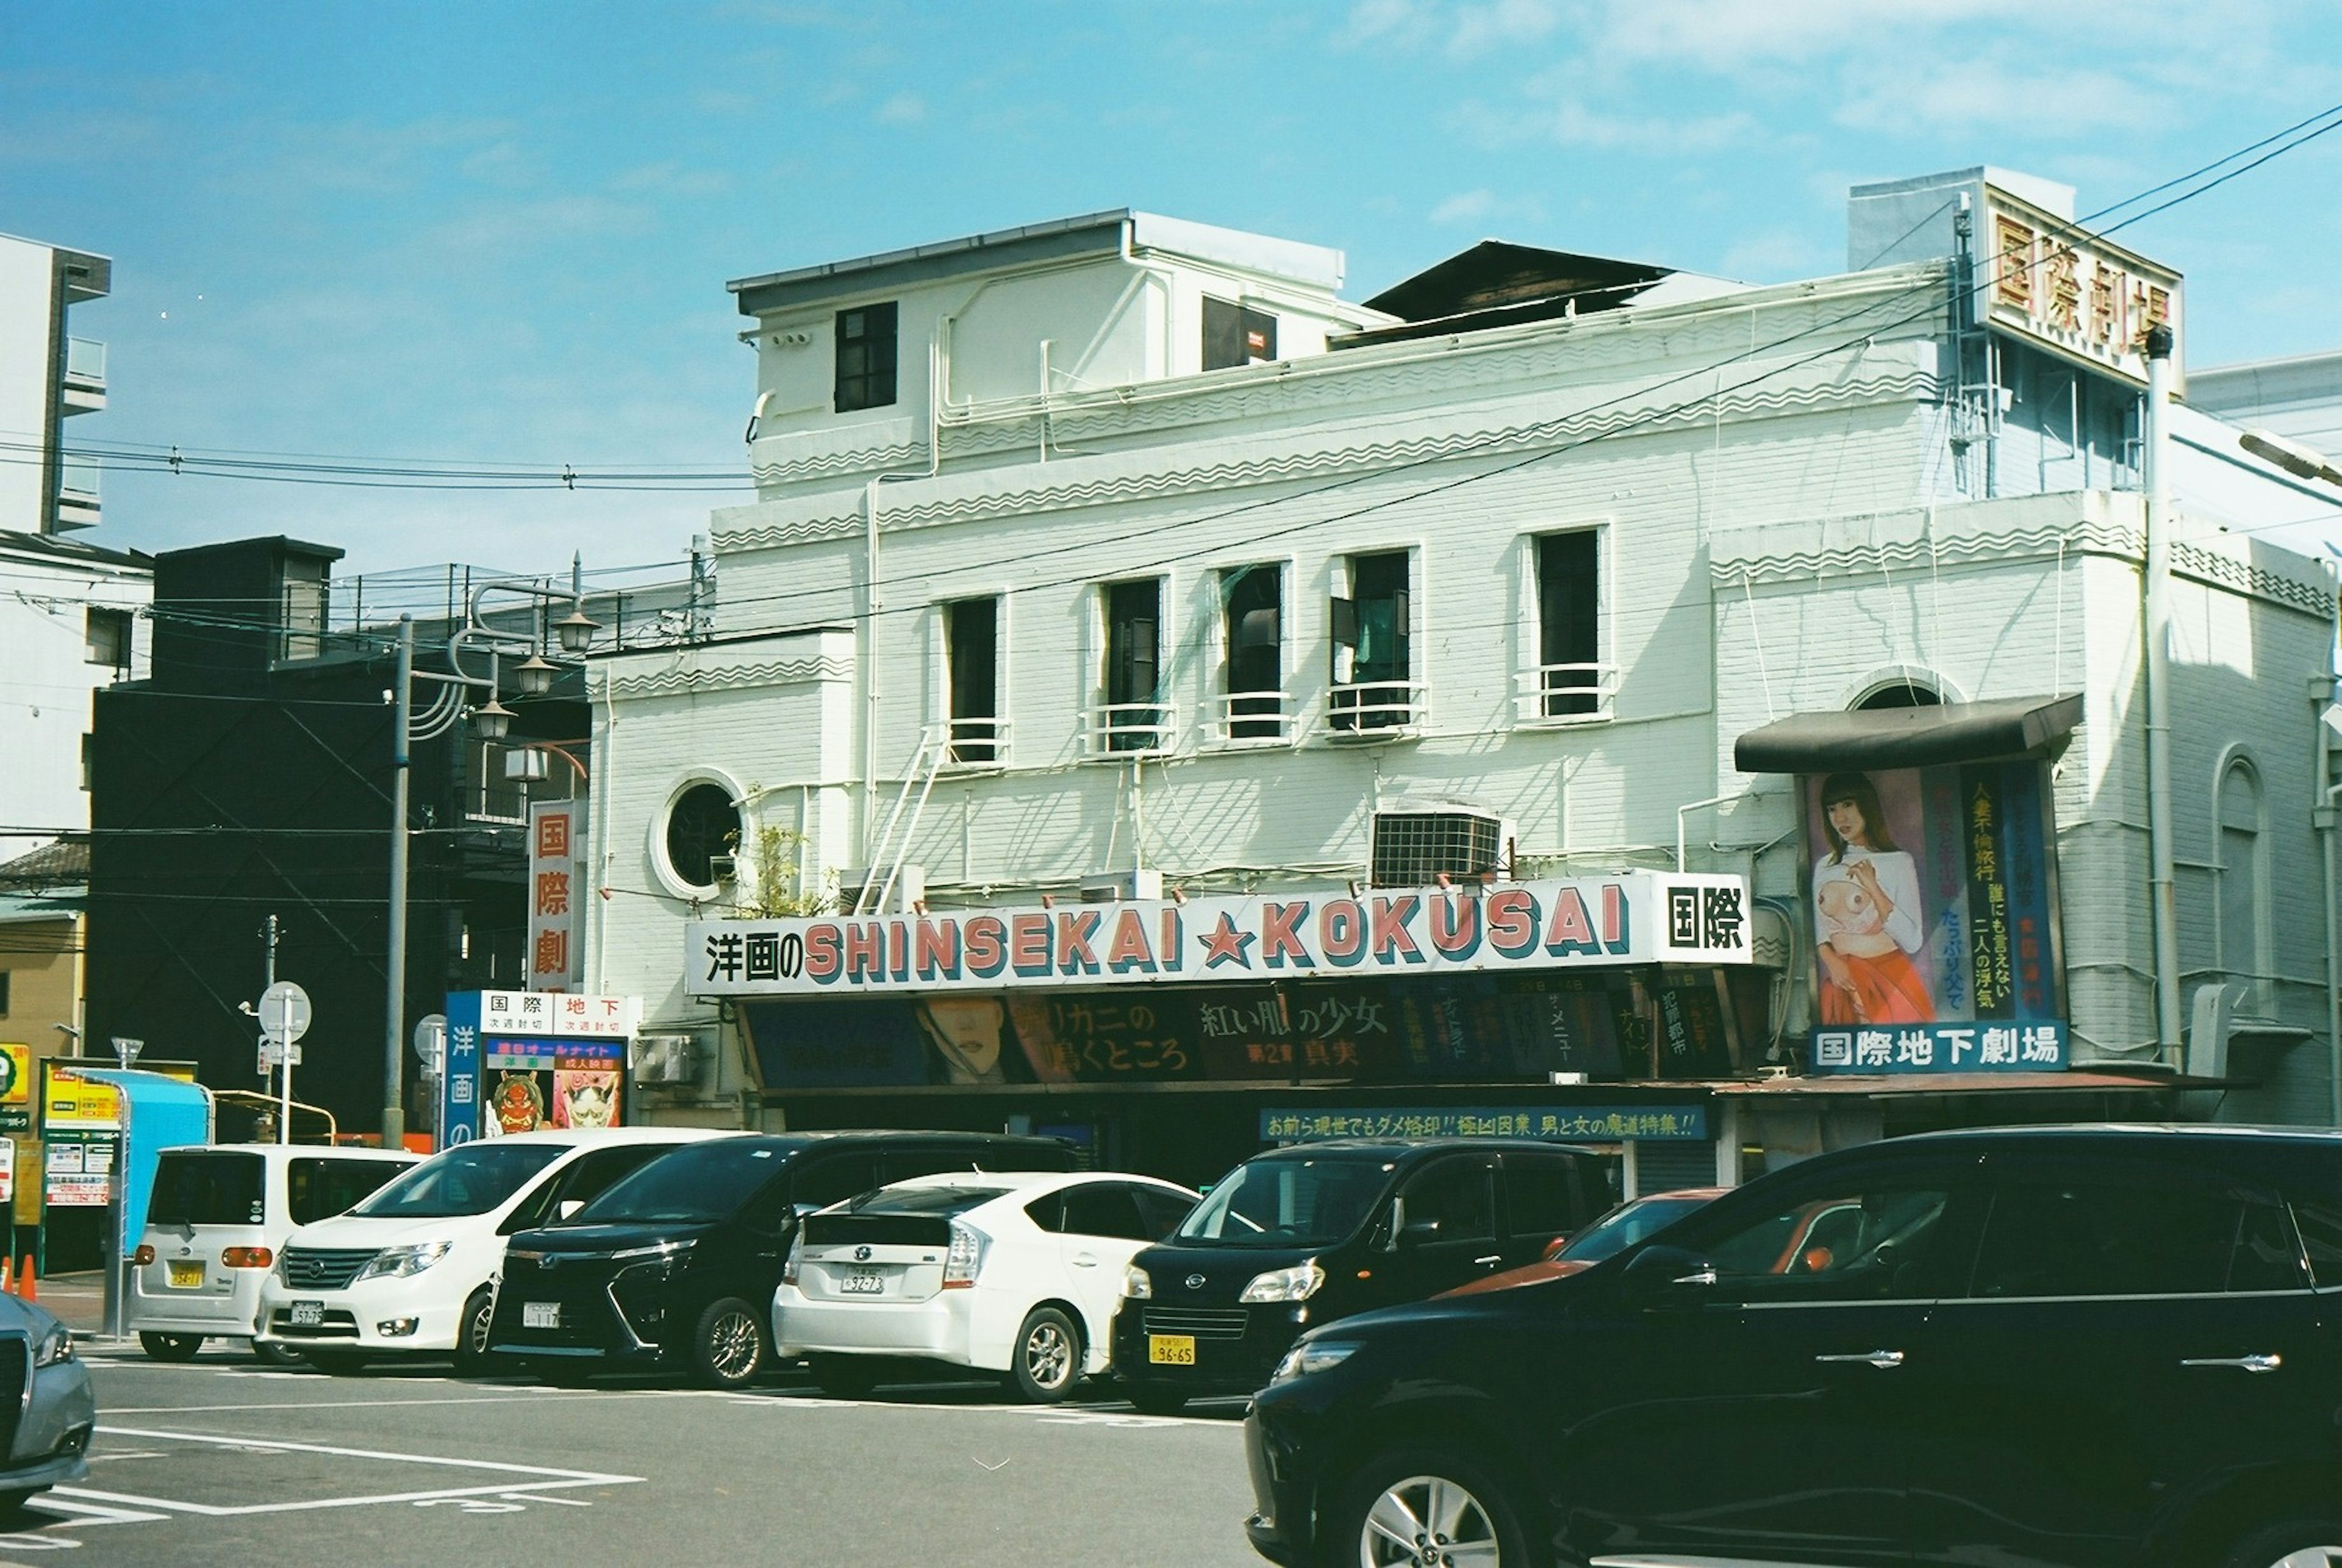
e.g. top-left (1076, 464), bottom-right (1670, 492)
top-left (1008, 1306), bottom-right (1081, 1403)
top-left (1125, 1383), bottom-right (1188, 1417)
top-left (690, 1297), bottom-right (767, 1390)
top-left (300, 1350), bottom-right (371, 1376)
top-left (2219, 1520), bottom-right (2342, 1568)
top-left (1331, 1447), bottom-right (1541, 1568)
top-left (138, 1331), bottom-right (202, 1362)
top-left (251, 1338), bottom-right (304, 1367)
top-left (451, 1288), bottom-right (495, 1376)
top-left (809, 1353), bottom-right (881, 1400)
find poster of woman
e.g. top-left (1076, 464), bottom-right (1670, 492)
top-left (1809, 770), bottom-right (1935, 1025)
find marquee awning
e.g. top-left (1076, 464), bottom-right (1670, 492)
top-left (1734, 693), bottom-right (2083, 774)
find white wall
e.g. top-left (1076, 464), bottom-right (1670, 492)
top-left (0, 546), bottom-right (152, 864)
top-left (0, 235), bottom-right (57, 534)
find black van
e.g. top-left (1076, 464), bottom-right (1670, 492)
top-left (485, 1129), bottom-right (1076, 1387)
top-left (1109, 1137), bottom-right (1606, 1412)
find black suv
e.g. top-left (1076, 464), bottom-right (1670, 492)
top-left (1244, 1125), bottom-right (2342, 1568)
top-left (485, 1130), bottom-right (1075, 1387)
top-left (1111, 1138), bottom-right (1608, 1414)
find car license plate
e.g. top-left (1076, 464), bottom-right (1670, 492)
top-left (523, 1302), bottom-right (560, 1330)
top-left (167, 1260), bottom-right (205, 1289)
top-left (1148, 1334), bottom-right (1197, 1366)
top-left (288, 1300), bottom-right (324, 1328)
top-left (839, 1269), bottom-right (884, 1295)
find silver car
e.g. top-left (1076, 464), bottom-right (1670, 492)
top-left (0, 1295), bottom-right (93, 1509)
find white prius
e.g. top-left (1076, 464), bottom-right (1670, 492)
top-left (257, 1126), bottom-right (729, 1373)
top-left (773, 1170), bottom-right (1198, 1403)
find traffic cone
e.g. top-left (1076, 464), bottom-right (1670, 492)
top-left (16, 1257), bottom-right (34, 1303)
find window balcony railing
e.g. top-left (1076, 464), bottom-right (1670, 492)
top-left (1512, 662), bottom-right (1618, 726)
top-left (1212, 689), bottom-right (1296, 746)
top-left (1323, 679), bottom-right (1428, 742)
top-left (942, 715), bottom-right (1011, 768)
top-left (1082, 700), bottom-right (1177, 758)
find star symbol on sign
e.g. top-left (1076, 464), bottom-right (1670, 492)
top-left (1199, 914), bottom-right (1258, 969)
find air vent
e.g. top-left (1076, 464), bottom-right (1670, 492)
top-left (1369, 807), bottom-right (1505, 888)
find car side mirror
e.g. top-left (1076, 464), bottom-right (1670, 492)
top-left (1539, 1236), bottom-right (1569, 1263)
top-left (1620, 1244), bottom-right (1717, 1305)
top-left (556, 1200), bottom-right (584, 1221)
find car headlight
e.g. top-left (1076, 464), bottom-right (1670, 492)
top-left (32, 1322), bottom-right (72, 1369)
top-left (1239, 1262), bottom-right (1325, 1303)
top-left (353, 1240), bottom-right (454, 1282)
top-left (1271, 1339), bottom-right (1357, 1384)
top-left (1121, 1265), bottom-right (1152, 1300)
top-left (611, 1239), bottom-right (692, 1262)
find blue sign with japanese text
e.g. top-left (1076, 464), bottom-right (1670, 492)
top-left (1808, 1020), bottom-right (2067, 1075)
top-left (1258, 1104), bottom-right (1710, 1144)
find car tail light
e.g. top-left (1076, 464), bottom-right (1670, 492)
top-left (132, 1245), bottom-right (155, 1267)
top-left (781, 1231), bottom-right (802, 1288)
top-left (220, 1247), bottom-right (273, 1269)
top-left (942, 1221), bottom-right (987, 1289)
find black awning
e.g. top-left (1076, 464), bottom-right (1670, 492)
top-left (1735, 693), bottom-right (2082, 774)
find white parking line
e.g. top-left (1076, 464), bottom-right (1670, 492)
top-left (55, 1427), bottom-right (640, 1517)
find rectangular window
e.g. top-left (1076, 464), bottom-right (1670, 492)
top-left (279, 562), bottom-right (327, 662)
top-left (1221, 564), bottom-right (1284, 740)
top-left (1536, 531), bottom-right (1602, 718)
top-left (1966, 1171), bottom-right (2306, 1298)
top-left (834, 301), bottom-right (899, 412)
top-left (85, 606), bottom-right (131, 668)
top-left (1203, 296), bottom-right (1277, 371)
top-left (288, 1158), bottom-right (408, 1226)
top-left (1331, 550), bottom-right (1411, 732)
top-left (0, 970), bottom-right (10, 1016)
top-left (1103, 579), bottom-right (1163, 752)
top-left (945, 597), bottom-right (1000, 764)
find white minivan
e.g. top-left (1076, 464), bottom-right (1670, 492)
top-left (257, 1127), bottom-right (727, 1373)
top-left (130, 1142), bottom-right (419, 1363)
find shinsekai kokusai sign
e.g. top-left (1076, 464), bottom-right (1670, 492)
top-left (688, 872), bottom-right (1750, 998)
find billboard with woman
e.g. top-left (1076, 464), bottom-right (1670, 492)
top-left (1801, 761), bottom-right (2067, 1073)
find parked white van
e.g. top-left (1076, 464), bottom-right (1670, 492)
top-left (255, 1127), bottom-right (728, 1373)
top-left (129, 1142), bottom-right (419, 1363)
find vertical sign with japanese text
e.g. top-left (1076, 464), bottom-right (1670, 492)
top-left (527, 800), bottom-right (586, 994)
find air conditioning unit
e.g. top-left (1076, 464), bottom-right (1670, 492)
top-left (1369, 802), bottom-right (1511, 888)
top-left (839, 863), bottom-right (926, 914)
top-left (1080, 868), bottom-right (1164, 903)
top-left (631, 1034), bottom-right (700, 1086)
top-left (706, 853), bottom-right (738, 884)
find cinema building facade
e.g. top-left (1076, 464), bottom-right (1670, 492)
top-left (584, 170), bottom-right (2342, 1190)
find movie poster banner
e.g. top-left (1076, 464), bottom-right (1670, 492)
top-left (439, 990), bottom-right (637, 1146)
top-left (1801, 760), bottom-right (2068, 1075)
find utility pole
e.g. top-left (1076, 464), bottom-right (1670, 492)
top-left (383, 615), bottom-right (412, 1154)
top-left (262, 914), bottom-right (282, 1142)
top-left (2143, 323), bottom-right (2182, 1067)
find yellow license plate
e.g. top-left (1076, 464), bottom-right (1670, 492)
top-left (167, 1260), bottom-right (205, 1289)
top-left (1147, 1334), bottom-right (1196, 1366)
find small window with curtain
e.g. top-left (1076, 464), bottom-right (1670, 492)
top-left (945, 596), bottom-right (1000, 764)
top-left (1533, 530), bottom-right (1603, 718)
top-left (85, 606), bottom-right (131, 670)
top-left (2218, 760), bottom-right (2268, 1003)
top-left (1330, 550), bottom-right (1412, 733)
top-left (834, 301), bottom-right (898, 412)
top-left (1100, 578), bottom-right (1164, 753)
top-left (1220, 564), bottom-right (1284, 741)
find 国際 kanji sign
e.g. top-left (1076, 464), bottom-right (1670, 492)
top-left (689, 872), bottom-right (1751, 998)
top-left (1980, 182), bottom-right (2181, 386)
top-left (526, 800), bottom-right (586, 993)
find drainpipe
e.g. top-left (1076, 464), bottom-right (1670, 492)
top-left (2321, 572), bottom-right (2342, 1125)
top-left (2143, 324), bottom-right (2183, 1067)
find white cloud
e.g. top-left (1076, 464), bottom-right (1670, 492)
top-left (1447, 0), bottom-right (1561, 57)
top-left (1431, 189), bottom-right (1497, 223)
top-left (876, 91), bottom-right (926, 124)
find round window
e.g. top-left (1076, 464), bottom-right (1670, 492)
top-left (664, 782), bottom-right (741, 889)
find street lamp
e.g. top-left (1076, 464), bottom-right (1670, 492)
top-left (512, 653), bottom-right (559, 697)
top-left (471, 696), bottom-right (515, 740)
top-left (556, 604), bottom-right (600, 654)
top-left (2241, 428), bottom-right (2342, 486)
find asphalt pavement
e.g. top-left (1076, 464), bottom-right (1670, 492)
top-left (11, 1276), bottom-right (1263, 1567)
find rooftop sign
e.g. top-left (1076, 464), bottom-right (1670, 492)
top-left (1982, 182), bottom-right (2180, 386)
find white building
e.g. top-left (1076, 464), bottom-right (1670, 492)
top-left (589, 179), bottom-right (2342, 1181)
top-left (0, 232), bottom-right (149, 868)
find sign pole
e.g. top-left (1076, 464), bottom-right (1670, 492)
top-left (383, 615), bottom-right (413, 1153)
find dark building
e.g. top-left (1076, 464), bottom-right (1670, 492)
top-left (84, 538), bottom-right (598, 1171)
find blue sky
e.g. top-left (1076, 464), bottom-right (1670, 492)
top-left (4, 0), bottom-right (2340, 580)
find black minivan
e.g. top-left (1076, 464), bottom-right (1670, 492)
top-left (1110, 1137), bottom-right (1607, 1414)
top-left (485, 1130), bottom-right (1076, 1387)
top-left (1244, 1125), bottom-right (2342, 1568)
